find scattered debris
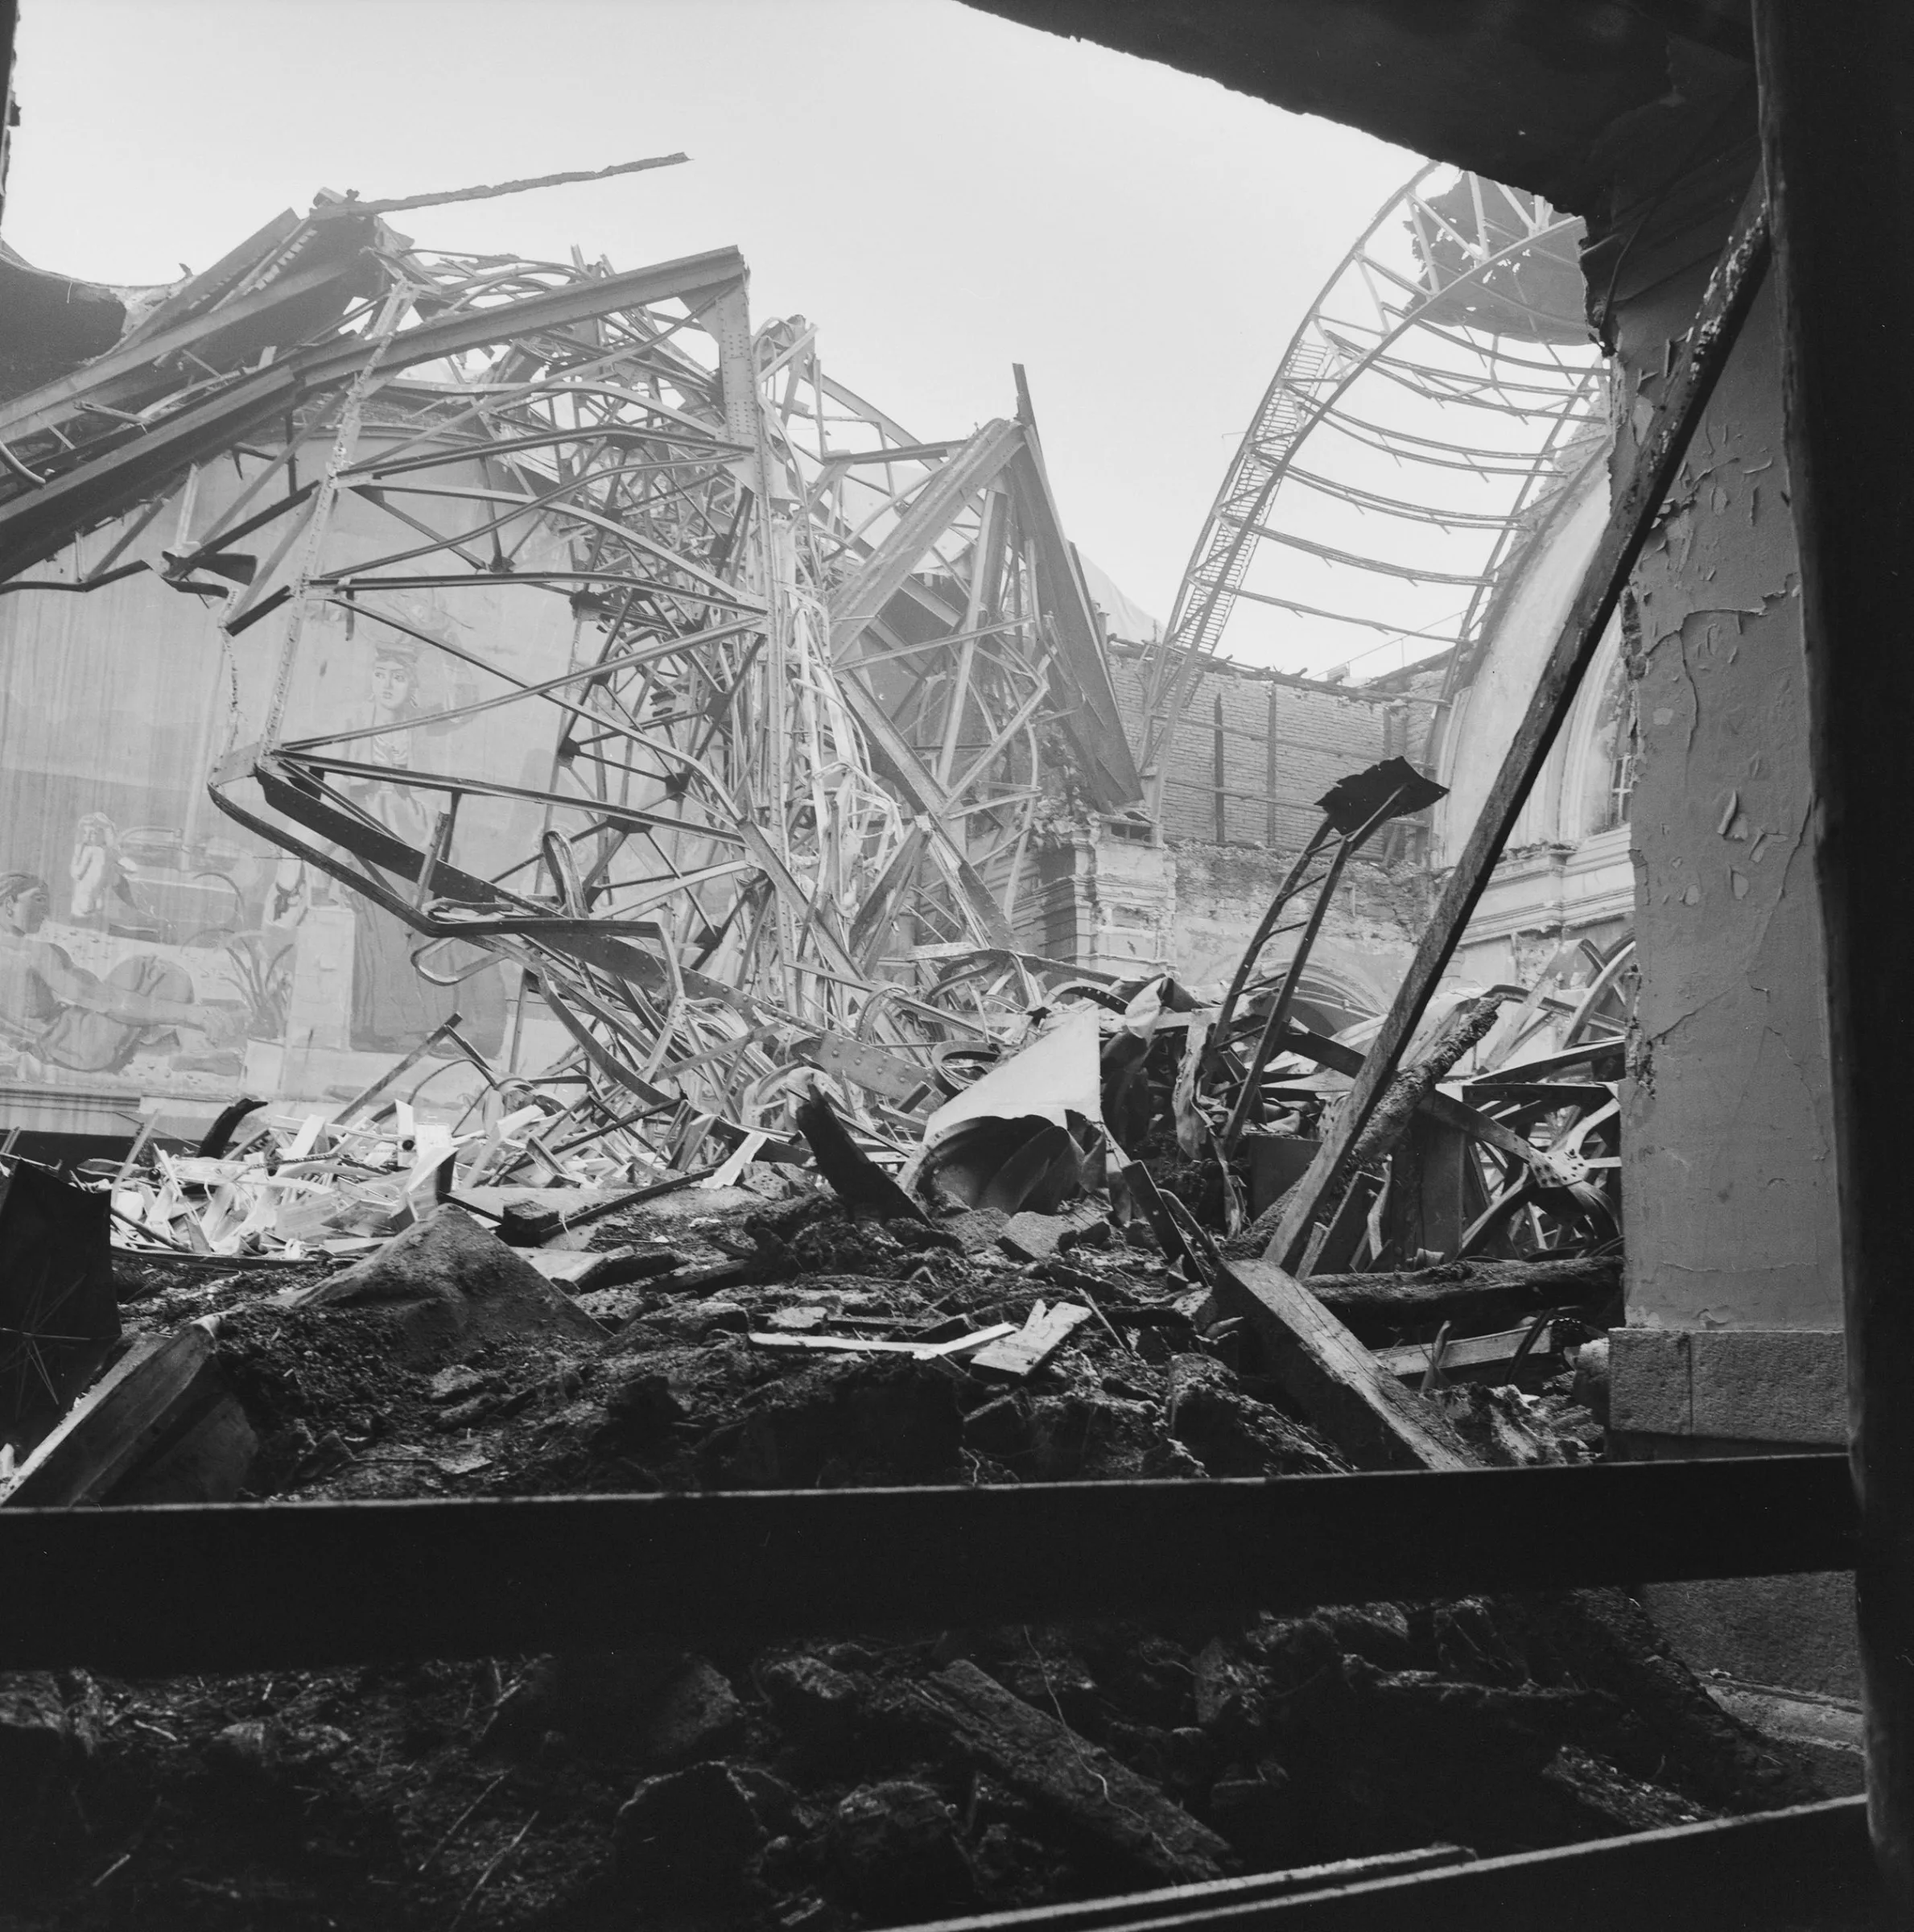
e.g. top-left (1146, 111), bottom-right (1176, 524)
top-left (290, 1208), bottom-right (606, 1364)
top-left (0, 151), bottom-right (1776, 1932)
top-left (968, 1301), bottom-right (1095, 1379)
top-left (0, 1104), bottom-right (1837, 1926)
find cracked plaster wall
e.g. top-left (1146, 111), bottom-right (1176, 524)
top-left (1621, 277), bottom-right (1840, 1331)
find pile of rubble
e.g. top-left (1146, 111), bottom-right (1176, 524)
top-left (0, 1114), bottom-right (1828, 1928)
top-left (0, 732), bottom-right (1747, 1930)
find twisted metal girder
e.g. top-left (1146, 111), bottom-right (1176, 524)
top-left (0, 208), bottom-right (1140, 1168)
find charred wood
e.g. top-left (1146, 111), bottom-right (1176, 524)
top-left (1307, 1256), bottom-right (1622, 1340)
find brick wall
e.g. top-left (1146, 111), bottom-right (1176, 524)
top-left (1108, 649), bottom-right (1417, 853)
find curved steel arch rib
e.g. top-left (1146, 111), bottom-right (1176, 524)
top-left (1138, 166), bottom-right (1613, 781)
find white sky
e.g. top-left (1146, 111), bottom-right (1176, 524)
top-left (4, 0), bottom-right (1420, 662)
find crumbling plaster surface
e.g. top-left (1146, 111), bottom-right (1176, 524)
top-left (1621, 279), bottom-right (1840, 1331)
top-left (1433, 466), bottom-right (1615, 865)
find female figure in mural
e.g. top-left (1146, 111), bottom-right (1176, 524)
top-left (339, 638), bottom-right (505, 1053)
top-left (68, 814), bottom-right (148, 929)
top-left (348, 642), bottom-right (439, 853)
top-left (0, 874), bottom-right (241, 1073)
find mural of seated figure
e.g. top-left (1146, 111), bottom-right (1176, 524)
top-left (0, 873), bottom-right (242, 1075)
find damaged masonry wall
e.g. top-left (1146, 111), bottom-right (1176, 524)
top-left (1079, 648), bottom-right (1433, 1016)
top-left (1620, 275), bottom-right (1840, 1339)
top-left (1607, 226), bottom-right (1852, 1698)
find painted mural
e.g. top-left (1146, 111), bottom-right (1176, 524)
top-left (0, 434), bottom-right (569, 1119)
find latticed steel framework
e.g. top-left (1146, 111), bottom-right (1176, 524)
top-left (1137, 166), bottom-right (1612, 782)
top-left (0, 209), bottom-right (1141, 1166)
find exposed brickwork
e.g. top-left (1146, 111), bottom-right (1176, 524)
top-left (1108, 646), bottom-right (1433, 854)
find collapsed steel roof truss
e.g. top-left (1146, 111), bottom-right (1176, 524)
top-left (0, 211), bottom-right (1141, 1166)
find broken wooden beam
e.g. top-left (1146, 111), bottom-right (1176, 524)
top-left (1307, 1255), bottom-right (1621, 1340)
top-left (522, 1246), bottom-right (689, 1293)
top-left (1273, 1026), bottom-right (1561, 1180)
top-left (1376, 1323), bottom-right (1560, 1386)
top-left (0, 1455), bottom-right (1853, 1676)
top-left (1340, 993), bottom-right (1507, 1176)
top-left (745, 1323), bottom-right (1016, 1362)
top-left (1263, 184), bottom-right (1772, 1271)
top-left (1212, 1257), bottom-right (1473, 1472)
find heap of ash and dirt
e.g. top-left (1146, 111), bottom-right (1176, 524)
top-left (0, 976), bottom-right (1833, 1932)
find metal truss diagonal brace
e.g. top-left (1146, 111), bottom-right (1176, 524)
top-left (825, 418), bottom-right (1026, 654)
top-left (0, 246), bottom-right (751, 584)
top-left (1264, 185), bottom-right (1772, 1272)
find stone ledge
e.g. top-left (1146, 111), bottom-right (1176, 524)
top-left (1610, 1327), bottom-right (1846, 1444)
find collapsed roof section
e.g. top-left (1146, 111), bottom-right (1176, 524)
top-left (0, 200), bottom-right (1142, 1165)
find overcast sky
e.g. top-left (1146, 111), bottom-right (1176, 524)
top-left (5, 0), bottom-right (1419, 659)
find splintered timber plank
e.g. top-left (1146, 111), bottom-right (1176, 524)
top-left (0, 1456), bottom-right (1853, 1675)
top-left (1374, 1325), bottom-right (1554, 1384)
top-left (967, 1301), bottom-right (1093, 1377)
top-left (1264, 186), bottom-right (1772, 1272)
top-left (745, 1323), bottom-right (1016, 1360)
top-left (1215, 1258), bottom-right (1474, 1472)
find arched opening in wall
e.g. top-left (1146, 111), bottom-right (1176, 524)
top-left (1582, 591), bottom-right (1644, 836)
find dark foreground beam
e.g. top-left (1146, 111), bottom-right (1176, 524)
top-left (902, 1796), bottom-right (1872, 1932)
top-left (0, 1455), bottom-right (1853, 1676)
top-left (1753, 0), bottom-right (1914, 1913)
